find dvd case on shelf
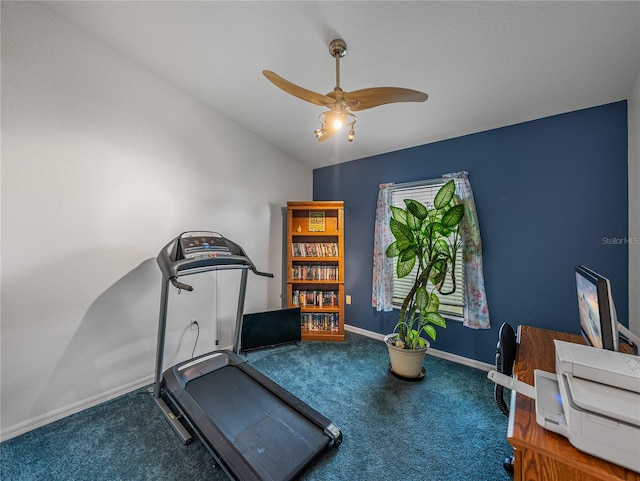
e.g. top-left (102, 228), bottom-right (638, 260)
top-left (292, 290), bottom-right (339, 307)
top-left (291, 242), bottom-right (339, 257)
top-left (300, 313), bottom-right (340, 332)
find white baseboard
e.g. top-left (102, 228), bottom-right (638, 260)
top-left (345, 324), bottom-right (386, 341)
top-left (0, 375), bottom-right (154, 443)
top-left (425, 346), bottom-right (494, 371)
top-left (344, 324), bottom-right (494, 372)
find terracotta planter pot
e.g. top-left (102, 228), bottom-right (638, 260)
top-left (384, 333), bottom-right (430, 379)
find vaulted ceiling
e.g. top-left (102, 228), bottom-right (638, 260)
top-left (43, 1), bottom-right (640, 169)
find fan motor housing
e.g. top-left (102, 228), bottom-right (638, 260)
top-left (329, 39), bottom-right (347, 58)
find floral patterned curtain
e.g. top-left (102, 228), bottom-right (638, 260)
top-left (371, 183), bottom-right (395, 311)
top-left (443, 171), bottom-right (490, 329)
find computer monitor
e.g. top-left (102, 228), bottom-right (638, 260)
top-left (575, 265), bottom-right (618, 351)
top-left (240, 307), bottom-right (301, 353)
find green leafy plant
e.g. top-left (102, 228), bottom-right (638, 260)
top-left (385, 179), bottom-right (464, 349)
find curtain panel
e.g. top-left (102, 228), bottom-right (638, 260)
top-left (371, 183), bottom-right (395, 312)
top-left (443, 171), bottom-right (490, 329)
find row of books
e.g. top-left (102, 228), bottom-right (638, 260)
top-left (292, 290), bottom-right (339, 307)
top-left (291, 265), bottom-right (339, 281)
top-left (301, 313), bottom-right (340, 331)
top-left (291, 242), bottom-right (339, 257)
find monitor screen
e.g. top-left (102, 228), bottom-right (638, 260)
top-left (575, 265), bottom-right (617, 351)
top-left (240, 307), bottom-right (301, 352)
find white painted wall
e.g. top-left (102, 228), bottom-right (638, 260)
top-left (1, 2), bottom-right (311, 440)
top-left (629, 74), bottom-right (640, 337)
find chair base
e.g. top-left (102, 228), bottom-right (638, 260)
top-left (503, 456), bottom-right (514, 477)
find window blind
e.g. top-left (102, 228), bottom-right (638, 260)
top-left (391, 181), bottom-right (465, 318)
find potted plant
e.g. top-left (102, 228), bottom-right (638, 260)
top-left (384, 179), bottom-right (464, 378)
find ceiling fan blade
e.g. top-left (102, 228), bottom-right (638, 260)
top-left (263, 70), bottom-right (334, 107)
top-left (344, 87), bottom-right (428, 112)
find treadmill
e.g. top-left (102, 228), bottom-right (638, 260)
top-left (152, 231), bottom-right (342, 481)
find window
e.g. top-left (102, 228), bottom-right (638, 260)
top-left (391, 180), bottom-right (465, 319)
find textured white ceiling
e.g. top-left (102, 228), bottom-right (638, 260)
top-left (43, 1), bottom-right (640, 169)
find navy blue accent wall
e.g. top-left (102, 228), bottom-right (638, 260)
top-left (313, 102), bottom-right (628, 364)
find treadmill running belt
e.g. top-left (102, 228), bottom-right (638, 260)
top-left (185, 366), bottom-right (329, 481)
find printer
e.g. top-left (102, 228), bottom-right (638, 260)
top-left (488, 340), bottom-right (640, 473)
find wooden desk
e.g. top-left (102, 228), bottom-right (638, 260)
top-left (508, 325), bottom-right (640, 481)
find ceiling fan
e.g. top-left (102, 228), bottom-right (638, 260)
top-left (263, 39), bottom-right (428, 142)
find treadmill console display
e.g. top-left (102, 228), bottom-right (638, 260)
top-left (180, 232), bottom-right (231, 259)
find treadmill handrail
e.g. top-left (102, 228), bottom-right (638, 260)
top-left (170, 277), bottom-right (194, 292)
top-left (158, 253), bottom-right (254, 278)
top-left (157, 232), bottom-right (273, 284)
top-left (251, 268), bottom-right (274, 278)
top-left (162, 259), bottom-right (273, 293)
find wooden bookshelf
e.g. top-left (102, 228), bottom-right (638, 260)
top-left (287, 201), bottom-right (345, 341)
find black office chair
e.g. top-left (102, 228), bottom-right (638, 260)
top-left (494, 322), bottom-right (517, 475)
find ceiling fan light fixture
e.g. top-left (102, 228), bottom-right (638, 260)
top-left (347, 125), bottom-right (355, 142)
top-left (316, 110), bottom-right (357, 142)
top-left (321, 110), bottom-right (345, 131)
top-left (314, 127), bottom-right (328, 140)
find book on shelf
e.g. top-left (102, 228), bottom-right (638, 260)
top-left (291, 265), bottom-right (339, 281)
top-left (291, 242), bottom-right (338, 257)
top-left (301, 312), bottom-right (340, 332)
top-left (291, 290), bottom-right (339, 307)
top-left (308, 211), bottom-right (325, 232)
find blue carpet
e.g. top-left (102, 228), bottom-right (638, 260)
top-left (1, 332), bottom-right (512, 480)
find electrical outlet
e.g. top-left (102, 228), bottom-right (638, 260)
top-left (190, 318), bottom-right (199, 330)
top-left (346, 295), bottom-right (352, 305)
